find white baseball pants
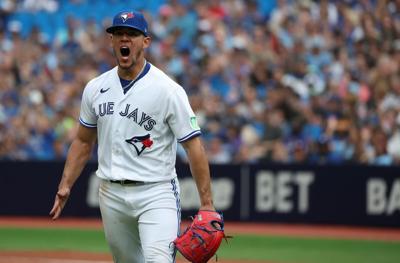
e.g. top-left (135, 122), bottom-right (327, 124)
top-left (99, 178), bottom-right (181, 263)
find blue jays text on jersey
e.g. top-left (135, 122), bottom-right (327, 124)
top-left (95, 102), bottom-right (156, 131)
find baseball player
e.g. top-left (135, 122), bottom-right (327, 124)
top-left (50, 10), bottom-right (215, 263)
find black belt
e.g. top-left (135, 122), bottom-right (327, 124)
top-left (109, 179), bottom-right (144, 185)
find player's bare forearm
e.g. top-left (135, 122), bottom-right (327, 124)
top-left (58, 139), bottom-right (94, 189)
top-left (58, 125), bottom-right (97, 189)
top-left (50, 125), bottom-right (97, 220)
top-left (182, 136), bottom-right (214, 210)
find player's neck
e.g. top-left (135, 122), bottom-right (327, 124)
top-left (118, 59), bottom-right (146, 80)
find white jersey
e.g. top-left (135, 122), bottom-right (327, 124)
top-left (79, 62), bottom-right (201, 182)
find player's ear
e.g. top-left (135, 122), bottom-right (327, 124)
top-left (109, 34), bottom-right (114, 48)
top-left (143, 36), bottom-right (151, 49)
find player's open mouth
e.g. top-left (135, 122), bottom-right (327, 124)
top-left (120, 46), bottom-right (130, 57)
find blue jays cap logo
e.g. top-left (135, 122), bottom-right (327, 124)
top-left (121, 12), bottom-right (134, 23)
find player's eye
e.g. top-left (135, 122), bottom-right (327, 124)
top-left (114, 30), bottom-right (141, 37)
top-left (126, 31), bottom-right (142, 37)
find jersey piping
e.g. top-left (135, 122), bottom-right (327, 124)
top-left (177, 130), bottom-right (201, 143)
top-left (79, 117), bottom-right (97, 128)
top-left (122, 61), bottom-right (151, 94)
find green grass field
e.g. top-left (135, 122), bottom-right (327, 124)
top-left (1, 227), bottom-right (400, 263)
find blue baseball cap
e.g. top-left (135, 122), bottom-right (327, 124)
top-left (106, 10), bottom-right (149, 36)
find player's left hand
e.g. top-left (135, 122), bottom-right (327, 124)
top-left (174, 210), bottom-right (230, 263)
top-left (49, 188), bottom-right (70, 220)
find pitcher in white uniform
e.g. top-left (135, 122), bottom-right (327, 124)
top-left (50, 10), bottom-right (215, 263)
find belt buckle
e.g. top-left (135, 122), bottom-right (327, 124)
top-left (120, 180), bottom-right (127, 186)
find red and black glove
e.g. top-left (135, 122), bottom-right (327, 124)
top-left (173, 210), bottom-right (229, 263)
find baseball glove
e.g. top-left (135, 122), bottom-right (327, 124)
top-left (173, 210), bottom-right (229, 263)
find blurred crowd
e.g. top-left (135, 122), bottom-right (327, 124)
top-left (0, 0), bottom-right (399, 165)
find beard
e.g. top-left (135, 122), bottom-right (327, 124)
top-left (113, 47), bottom-right (143, 70)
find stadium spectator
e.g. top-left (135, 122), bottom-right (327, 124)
top-left (0, 0), bottom-right (399, 166)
